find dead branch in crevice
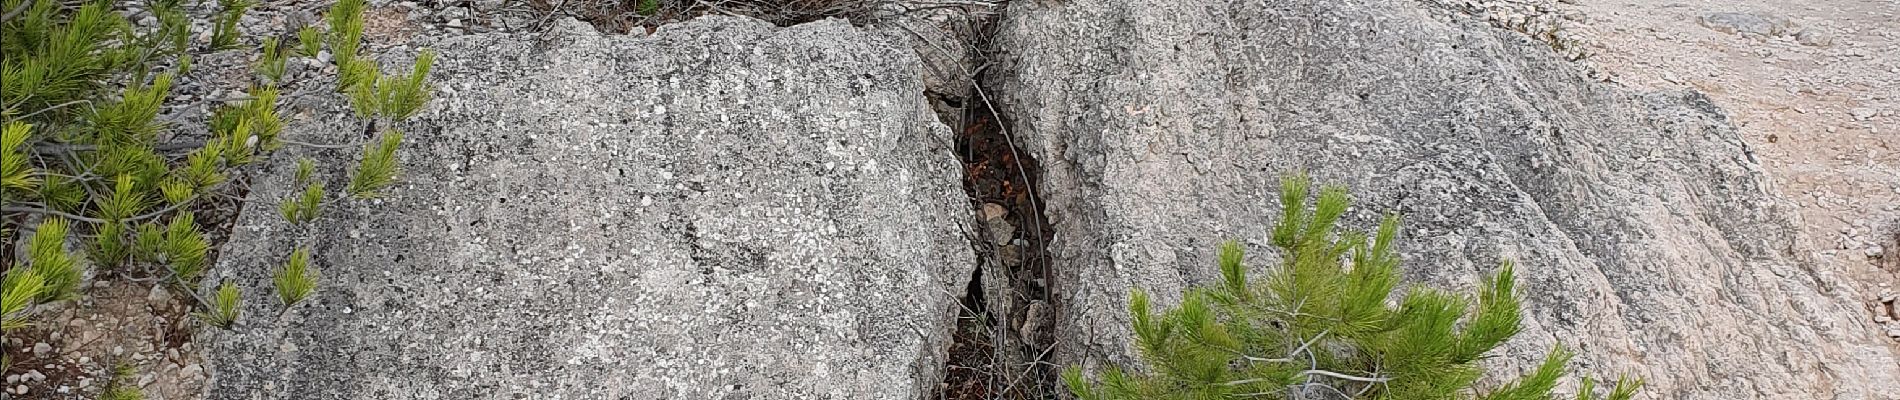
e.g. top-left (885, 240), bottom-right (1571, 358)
top-left (935, 3), bottom-right (1063, 398)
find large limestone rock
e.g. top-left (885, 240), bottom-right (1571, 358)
top-left (989, 0), bottom-right (1899, 398)
top-left (201, 17), bottom-right (975, 399)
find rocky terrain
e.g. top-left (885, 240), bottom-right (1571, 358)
top-left (988, 0), bottom-right (1897, 398)
top-left (201, 16), bottom-right (976, 399)
top-left (4, 0), bottom-right (1897, 399)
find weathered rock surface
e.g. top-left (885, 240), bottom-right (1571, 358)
top-left (201, 17), bottom-right (975, 399)
top-left (989, 0), bottom-right (1899, 398)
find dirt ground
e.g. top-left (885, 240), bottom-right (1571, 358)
top-left (1549, 0), bottom-right (1899, 331)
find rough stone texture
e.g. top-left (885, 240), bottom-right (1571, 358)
top-left (989, 0), bottom-right (1900, 398)
top-left (1697, 11), bottom-right (1795, 38)
top-left (200, 17), bottom-right (975, 399)
top-left (870, 3), bottom-right (990, 127)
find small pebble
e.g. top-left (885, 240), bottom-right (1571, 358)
top-left (31, 342), bottom-right (51, 357)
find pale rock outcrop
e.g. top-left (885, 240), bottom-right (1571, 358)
top-left (200, 17), bottom-right (976, 399)
top-left (988, 0), bottom-right (1900, 398)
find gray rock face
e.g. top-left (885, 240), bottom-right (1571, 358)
top-left (201, 17), bottom-right (975, 399)
top-left (988, 0), bottom-right (1899, 398)
top-left (1698, 12), bottom-right (1795, 38)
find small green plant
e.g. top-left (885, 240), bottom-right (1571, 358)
top-left (134, 222), bottom-right (166, 263)
top-left (146, 0), bottom-right (193, 55)
top-left (274, 247), bottom-right (318, 307)
top-left (162, 212), bottom-right (211, 282)
top-left (1, 266), bottom-right (47, 331)
top-left (210, 0), bottom-right (259, 50)
top-left (0, 122), bottom-right (33, 192)
top-left (346, 130), bottom-right (404, 198)
top-left (2, 0), bottom-right (425, 338)
top-left (193, 280), bottom-right (241, 329)
top-left (258, 37), bottom-right (289, 84)
top-left (296, 26), bottom-right (324, 58)
top-left (100, 363), bottom-right (146, 400)
top-left (101, 383), bottom-right (146, 400)
top-left (347, 50), bottom-right (437, 120)
top-left (636, 0), bottom-right (662, 16)
top-left (26, 218), bottom-right (83, 303)
top-left (294, 157), bottom-right (317, 184)
top-left (99, 175), bottom-right (151, 222)
top-left (1063, 174), bottom-right (1642, 400)
top-left (280, 181), bottom-right (325, 224)
top-left (337, 57), bottom-right (379, 94)
top-left (327, 0), bottom-right (369, 65)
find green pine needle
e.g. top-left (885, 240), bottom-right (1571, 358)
top-left (193, 281), bottom-right (241, 329)
top-left (1, 0), bottom-right (125, 122)
top-left (281, 181), bottom-right (325, 224)
top-left (98, 175), bottom-right (150, 222)
top-left (346, 130), bottom-right (403, 198)
top-left (294, 157), bottom-right (316, 185)
top-left (257, 37), bottom-right (288, 84)
top-left (1480, 346), bottom-right (1572, 400)
top-left (88, 73), bottom-right (174, 147)
top-left (339, 58), bottom-right (379, 102)
top-left (101, 381), bottom-right (145, 400)
top-left (2, 266), bottom-right (48, 331)
top-left (327, 0), bottom-right (368, 65)
top-left (93, 145), bottom-right (167, 192)
top-left (342, 50), bottom-right (437, 120)
top-left (92, 222), bottom-right (130, 268)
top-left (37, 175), bottom-right (86, 212)
top-left (297, 26), bottom-right (324, 58)
top-left (1605, 376), bottom-right (1645, 400)
top-left (246, 86), bottom-right (284, 150)
top-left (26, 218), bottom-right (82, 302)
top-left (385, 49), bottom-right (436, 119)
top-left (1, 122), bottom-right (39, 193)
top-left (1065, 173), bottom-right (1645, 400)
top-left (183, 140), bottom-right (229, 189)
top-left (159, 177), bottom-right (194, 205)
top-left (98, 363), bottom-right (147, 400)
top-left (210, 0), bottom-right (258, 50)
top-left (215, 117), bottom-right (259, 166)
top-left (1456, 260), bottom-right (1524, 363)
top-left (274, 247), bottom-right (318, 307)
top-left (163, 212), bottom-right (210, 283)
top-left (176, 54), bottom-right (195, 76)
top-left (133, 222), bottom-right (165, 264)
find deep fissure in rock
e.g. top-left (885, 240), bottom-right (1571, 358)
top-left (938, 68), bottom-right (1062, 398)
